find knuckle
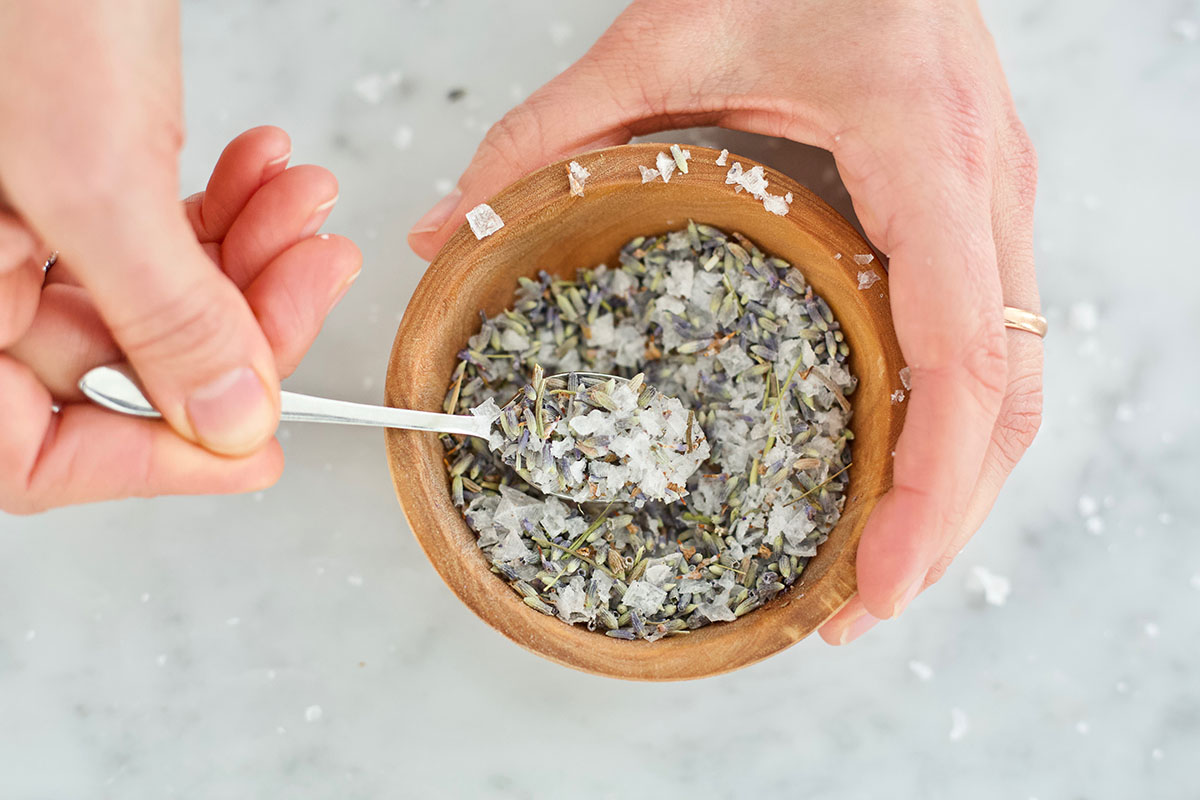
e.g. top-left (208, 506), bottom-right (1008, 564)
top-left (110, 282), bottom-right (241, 369)
top-left (959, 322), bottom-right (1008, 412)
top-left (477, 107), bottom-right (547, 180)
top-left (992, 370), bottom-right (1044, 465)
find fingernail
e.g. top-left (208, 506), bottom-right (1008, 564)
top-left (186, 367), bottom-right (277, 455)
top-left (410, 187), bottom-right (462, 235)
top-left (262, 150), bottom-right (292, 179)
top-left (839, 611), bottom-right (879, 645)
top-left (891, 575), bottom-right (924, 618)
top-left (301, 194), bottom-right (339, 238)
top-left (328, 268), bottom-right (361, 313)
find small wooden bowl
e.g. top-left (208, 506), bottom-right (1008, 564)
top-left (386, 144), bottom-right (905, 680)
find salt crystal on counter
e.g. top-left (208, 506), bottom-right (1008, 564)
top-left (1189, 574), bottom-right (1200, 590)
top-left (465, 203), bottom-right (504, 239)
top-left (858, 270), bottom-right (881, 290)
top-left (1144, 621), bottom-right (1160, 638)
top-left (392, 125), bottom-right (414, 150)
top-left (567, 160), bottom-right (590, 197)
top-left (908, 660), bottom-right (935, 681)
top-left (353, 70), bottom-right (401, 104)
top-left (1084, 516), bottom-right (1104, 535)
top-left (1171, 18), bottom-right (1199, 41)
top-left (949, 708), bottom-right (970, 741)
top-left (304, 705), bottom-right (323, 722)
top-left (969, 566), bottom-right (1011, 606)
top-left (1068, 301), bottom-right (1099, 332)
top-left (1077, 495), bottom-right (1099, 516)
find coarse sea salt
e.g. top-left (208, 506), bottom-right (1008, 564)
top-left (639, 165), bottom-right (659, 183)
top-left (715, 148), bottom-right (729, 166)
top-left (969, 566), bottom-right (1011, 606)
top-left (465, 203), bottom-right (504, 239)
top-left (852, 254), bottom-right (874, 266)
top-left (949, 708), bottom-right (970, 741)
top-left (655, 151), bottom-right (677, 183)
top-left (909, 660), bottom-right (935, 681)
top-left (857, 270), bottom-right (881, 290)
top-left (567, 160), bottom-right (590, 197)
top-left (899, 366), bottom-right (912, 391)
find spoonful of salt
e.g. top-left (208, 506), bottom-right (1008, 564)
top-left (78, 364), bottom-right (708, 505)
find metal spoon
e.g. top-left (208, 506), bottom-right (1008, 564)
top-left (77, 364), bottom-right (645, 501)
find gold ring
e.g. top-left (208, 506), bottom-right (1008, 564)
top-left (1003, 306), bottom-right (1047, 338)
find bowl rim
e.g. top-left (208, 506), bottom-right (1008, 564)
top-left (386, 143), bottom-right (906, 681)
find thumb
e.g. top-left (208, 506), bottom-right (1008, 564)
top-left (70, 199), bottom-right (282, 456)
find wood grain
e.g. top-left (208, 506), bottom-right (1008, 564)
top-left (385, 144), bottom-right (906, 681)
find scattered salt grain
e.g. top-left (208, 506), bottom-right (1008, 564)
top-left (140, 593), bottom-right (151, 603)
top-left (156, 654), bottom-right (168, 667)
top-left (226, 617), bottom-right (240, 626)
top-left (857, 270), bottom-right (881, 290)
top-left (353, 70), bottom-right (402, 104)
top-left (567, 160), bottom-right (590, 197)
top-left (392, 125), bottom-right (414, 150)
top-left (1114, 403), bottom-right (1134, 422)
top-left (1084, 516), bottom-right (1105, 535)
top-left (715, 148), bottom-right (728, 166)
top-left (623, 580), bottom-right (668, 616)
top-left (655, 151), bottom-right (677, 183)
top-left (853, 253), bottom-right (875, 266)
top-left (833, 253), bottom-right (842, 260)
top-left (899, 366), bottom-right (912, 390)
top-left (1189, 574), bottom-right (1200, 590)
top-left (908, 660), bottom-right (935, 681)
top-left (968, 566), bottom-right (1011, 606)
top-left (465, 203), bottom-right (504, 239)
top-left (1157, 511), bottom-right (1173, 525)
top-left (761, 193), bottom-right (790, 216)
top-left (1068, 301), bottom-right (1099, 332)
top-left (1144, 621), bottom-right (1160, 638)
top-left (949, 708), bottom-right (970, 742)
top-left (1075, 721), bottom-right (1091, 735)
top-left (1171, 18), bottom-right (1199, 41)
top-left (304, 705), bottom-right (323, 722)
top-left (434, 178), bottom-right (454, 195)
top-left (1152, 748), bottom-right (1165, 761)
top-left (25, 629), bottom-right (35, 641)
top-left (639, 165), bottom-right (660, 183)
top-left (347, 574), bottom-right (364, 587)
top-left (891, 389), bottom-right (905, 404)
top-left (1077, 495), bottom-right (1098, 516)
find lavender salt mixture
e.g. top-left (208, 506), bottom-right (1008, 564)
top-left (471, 367), bottom-right (710, 505)
top-left (441, 223), bottom-right (856, 640)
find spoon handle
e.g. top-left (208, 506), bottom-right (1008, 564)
top-left (78, 365), bottom-right (490, 439)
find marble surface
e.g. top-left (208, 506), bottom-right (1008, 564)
top-left (2, 1), bottom-right (1198, 797)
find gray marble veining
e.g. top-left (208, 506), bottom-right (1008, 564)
top-left (2, 1), bottom-right (1197, 797)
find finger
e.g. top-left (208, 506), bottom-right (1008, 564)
top-left (0, 4), bottom-right (282, 457)
top-left (6, 283), bottom-right (120, 400)
top-left (921, 117), bottom-right (1043, 585)
top-left (0, 213), bottom-right (42, 347)
top-left (243, 234), bottom-right (361, 378)
top-left (183, 125), bottom-right (292, 243)
top-left (837, 112), bottom-right (1008, 620)
top-left (219, 164), bottom-right (339, 289)
top-left (923, 331), bottom-right (1043, 586)
top-left (818, 596), bottom-right (879, 646)
top-left (0, 355), bottom-right (283, 514)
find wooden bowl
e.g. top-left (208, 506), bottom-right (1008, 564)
top-left (386, 143), bottom-right (906, 680)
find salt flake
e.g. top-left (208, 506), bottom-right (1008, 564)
top-left (949, 708), bottom-right (969, 741)
top-left (639, 165), bottom-right (659, 183)
top-left (1077, 495), bottom-right (1098, 516)
top-left (353, 70), bottom-right (402, 104)
top-left (908, 660), bottom-right (934, 681)
top-left (715, 148), bottom-right (729, 166)
top-left (968, 566), bottom-right (1011, 606)
top-left (392, 125), bottom-right (414, 150)
top-left (465, 203), bottom-right (504, 239)
top-left (857, 270), bottom-right (881, 290)
top-left (304, 705), bottom-right (323, 722)
top-left (853, 253), bottom-right (875, 266)
top-left (655, 151), bottom-right (677, 183)
top-left (891, 389), bottom-right (905, 404)
top-left (899, 366), bottom-right (912, 390)
top-left (567, 160), bottom-right (590, 197)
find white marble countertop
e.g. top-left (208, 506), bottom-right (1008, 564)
top-left (2, 1), bottom-right (1197, 797)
